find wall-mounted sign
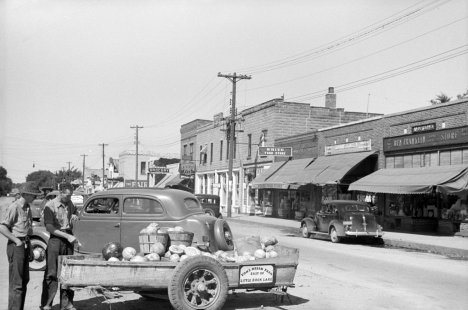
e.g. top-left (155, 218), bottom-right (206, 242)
top-left (124, 180), bottom-right (148, 187)
top-left (148, 167), bottom-right (170, 174)
top-left (181, 155), bottom-right (192, 161)
top-left (213, 112), bottom-right (224, 128)
top-left (325, 140), bottom-right (372, 156)
top-left (180, 162), bottom-right (196, 176)
top-left (383, 126), bottom-right (468, 153)
top-left (412, 123), bottom-right (436, 133)
top-left (258, 147), bottom-right (292, 157)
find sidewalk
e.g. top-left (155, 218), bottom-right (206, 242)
top-left (223, 211), bottom-right (468, 258)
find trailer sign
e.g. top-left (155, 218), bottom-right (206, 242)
top-left (239, 265), bottom-right (274, 285)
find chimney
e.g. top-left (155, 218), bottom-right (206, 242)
top-left (325, 87), bottom-right (336, 109)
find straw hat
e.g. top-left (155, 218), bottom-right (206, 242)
top-left (20, 181), bottom-right (42, 196)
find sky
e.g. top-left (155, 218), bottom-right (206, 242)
top-left (0, 0), bottom-right (467, 183)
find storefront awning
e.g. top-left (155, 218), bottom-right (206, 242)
top-left (289, 151), bottom-right (377, 186)
top-left (348, 164), bottom-right (468, 194)
top-left (155, 174), bottom-right (185, 188)
top-left (252, 158), bottom-right (315, 189)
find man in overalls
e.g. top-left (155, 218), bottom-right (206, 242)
top-left (0, 181), bottom-right (41, 310)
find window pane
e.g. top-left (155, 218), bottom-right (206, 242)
top-left (394, 156), bottom-right (403, 168)
top-left (430, 152), bottom-right (439, 166)
top-left (439, 151), bottom-right (451, 166)
top-left (413, 154), bottom-right (421, 167)
top-left (424, 153), bottom-right (431, 167)
top-left (403, 155), bottom-right (412, 168)
top-left (124, 198), bottom-right (163, 214)
top-left (85, 198), bottom-right (119, 214)
top-left (463, 149), bottom-right (468, 164)
top-left (451, 150), bottom-right (462, 165)
top-left (184, 198), bottom-right (202, 210)
top-left (386, 156), bottom-right (394, 169)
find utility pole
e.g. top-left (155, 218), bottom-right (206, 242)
top-left (130, 126), bottom-right (143, 187)
top-left (98, 143), bottom-right (108, 189)
top-left (81, 154), bottom-right (88, 189)
top-left (218, 72), bottom-right (251, 218)
top-left (66, 161), bottom-right (72, 182)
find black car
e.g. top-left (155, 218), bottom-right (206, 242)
top-left (195, 194), bottom-right (222, 218)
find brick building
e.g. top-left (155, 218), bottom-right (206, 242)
top-left (265, 97), bottom-right (468, 234)
top-left (180, 87), bottom-right (382, 212)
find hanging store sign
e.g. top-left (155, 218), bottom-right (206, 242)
top-left (258, 147), bottom-right (292, 157)
top-left (325, 140), bottom-right (372, 156)
top-left (180, 162), bottom-right (196, 176)
top-left (383, 126), bottom-right (468, 153)
top-left (148, 167), bottom-right (169, 174)
top-left (412, 123), bottom-right (436, 133)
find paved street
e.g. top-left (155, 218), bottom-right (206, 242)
top-left (0, 204), bottom-right (467, 310)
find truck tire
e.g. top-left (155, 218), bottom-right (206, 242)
top-left (169, 256), bottom-right (229, 310)
top-left (30, 238), bottom-right (47, 271)
top-left (330, 227), bottom-right (341, 243)
top-left (214, 219), bottom-right (234, 251)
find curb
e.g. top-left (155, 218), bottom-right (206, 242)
top-left (227, 217), bottom-right (468, 258)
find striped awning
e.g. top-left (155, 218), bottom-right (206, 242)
top-left (252, 158), bottom-right (315, 189)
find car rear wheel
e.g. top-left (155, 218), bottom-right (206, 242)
top-left (330, 227), bottom-right (341, 244)
top-left (301, 224), bottom-right (311, 238)
top-left (214, 219), bottom-right (234, 251)
top-left (30, 238), bottom-right (47, 271)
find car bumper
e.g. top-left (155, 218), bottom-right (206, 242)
top-left (345, 231), bottom-right (384, 237)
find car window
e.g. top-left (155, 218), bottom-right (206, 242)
top-left (185, 198), bottom-right (202, 210)
top-left (123, 197), bottom-right (164, 214)
top-left (345, 204), bottom-right (369, 212)
top-left (85, 197), bottom-right (119, 214)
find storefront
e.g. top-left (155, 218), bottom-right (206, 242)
top-left (349, 125), bottom-right (468, 234)
top-left (252, 158), bottom-right (315, 219)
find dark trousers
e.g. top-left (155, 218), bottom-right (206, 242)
top-left (41, 236), bottom-right (74, 309)
top-left (7, 241), bottom-right (30, 310)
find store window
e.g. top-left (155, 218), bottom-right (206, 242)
top-left (439, 151), bottom-right (451, 166)
top-left (413, 154), bottom-right (421, 167)
top-left (386, 157), bottom-right (395, 169)
top-left (451, 150), bottom-right (462, 165)
top-left (403, 155), bottom-right (412, 168)
top-left (394, 156), bottom-right (403, 168)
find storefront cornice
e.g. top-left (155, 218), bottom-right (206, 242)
top-left (318, 116), bottom-right (383, 132)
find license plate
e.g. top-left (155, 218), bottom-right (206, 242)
top-left (239, 264), bottom-right (275, 286)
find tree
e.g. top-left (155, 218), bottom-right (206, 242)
top-left (457, 88), bottom-right (468, 99)
top-left (26, 170), bottom-right (56, 188)
top-left (430, 92), bottom-right (452, 105)
top-left (0, 166), bottom-right (13, 196)
top-left (55, 167), bottom-right (82, 183)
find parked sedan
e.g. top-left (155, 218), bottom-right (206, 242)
top-left (300, 200), bottom-right (384, 243)
top-left (195, 194), bottom-right (223, 218)
top-left (30, 188), bottom-right (234, 271)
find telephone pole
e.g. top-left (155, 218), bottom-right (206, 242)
top-left (218, 72), bottom-right (251, 218)
top-left (81, 154), bottom-right (88, 188)
top-left (66, 161), bottom-right (72, 182)
top-left (130, 126), bottom-right (143, 187)
top-left (98, 143), bottom-right (108, 189)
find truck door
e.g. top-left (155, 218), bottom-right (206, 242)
top-left (73, 195), bottom-right (121, 254)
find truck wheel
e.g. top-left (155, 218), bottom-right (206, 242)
top-left (214, 219), bottom-right (234, 251)
top-left (169, 256), bottom-right (229, 310)
top-left (330, 227), bottom-right (341, 243)
top-left (301, 224), bottom-right (311, 238)
top-left (30, 238), bottom-right (47, 271)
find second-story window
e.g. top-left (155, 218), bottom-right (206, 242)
top-left (200, 146), bottom-right (203, 165)
top-left (190, 143), bottom-right (194, 159)
top-left (234, 137), bottom-right (236, 159)
top-left (220, 140), bottom-right (223, 161)
top-left (140, 162), bottom-right (146, 175)
top-left (183, 145), bottom-right (187, 156)
top-left (248, 134), bottom-right (252, 158)
top-left (210, 143), bottom-right (213, 163)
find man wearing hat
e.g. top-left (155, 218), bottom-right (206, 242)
top-left (40, 181), bottom-right (78, 310)
top-left (10, 188), bottom-right (21, 201)
top-left (0, 181), bottom-right (41, 310)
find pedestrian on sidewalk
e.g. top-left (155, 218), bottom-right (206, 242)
top-left (0, 181), bottom-right (41, 310)
top-left (40, 182), bottom-right (79, 310)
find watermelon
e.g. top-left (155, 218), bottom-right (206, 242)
top-left (130, 256), bottom-right (148, 262)
top-left (265, 245), bottom-right (275, 252)
top-left (107, 257), bottom-right (120, 262)
top-left (170, 254), bottom-right (180, 262)
top-left (102, 242), bottom-right (123, 260)
top-left (184, 247), bottom-right (201, 256)
top-left (180, 254), bottom-right (188, 262)
top-left (254, 249), bottom-right (266, 259)
top-left (269, 251), bottom-right (278, 258)
top-left (150, 242), bottom-right (166, 256)
top-left (164, 251), bottom-right (172, 258)
top-left (169, 245), bottom-right (184, 255)
top-left (145, 253), bottom-right (160, 261)
top-left (140, 228), bottom-right (148, 234)
top-left (146, 226), bottom-right (158, 235)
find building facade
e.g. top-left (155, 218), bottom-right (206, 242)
top-left (180, 88), bottom-right (382, 212)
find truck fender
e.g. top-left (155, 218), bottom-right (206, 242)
top-left (329, 220), bottom-right (345, 236)
top-left (31, 227), bottom-right (50, 243)
top-left (300, 218), bottom-right (317, 232)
